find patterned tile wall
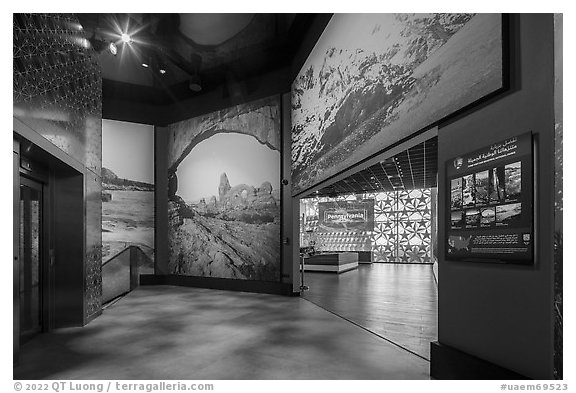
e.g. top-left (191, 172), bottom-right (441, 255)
top-left (13, 13), bottom-right (102, 176)
top-left (13, 13), bottom-right (103, 321)
top-left (85, 172), bottom-right (103, 318)
top-left (301, 189), bottom-right (434, 263)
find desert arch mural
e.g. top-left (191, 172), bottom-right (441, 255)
top-left (166, 96), bottom-right (281, 281)
top-left (167, 96), bottom-right (280, 173)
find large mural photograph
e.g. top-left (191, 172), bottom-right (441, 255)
top-left (167, 96), bottom-right (281, 281)
top-left (101, 120), bottom-right (155, 271)
top-left (291, 13), bottom-right (504, 194)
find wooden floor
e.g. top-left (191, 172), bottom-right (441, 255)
top-left (302, 263), bottom-right (438, 360)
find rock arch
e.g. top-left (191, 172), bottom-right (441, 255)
top-left (167, 96), bottom-right (280, 175)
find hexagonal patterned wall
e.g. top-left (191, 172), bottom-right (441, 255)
top-left (13, 13), bottom-right (103, 320)
top-left (13, 13), bottom-right (102, 175)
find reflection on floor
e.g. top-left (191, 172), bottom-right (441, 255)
top-left (14, 285), bottom-right (429, 380)
top-left (302, 263), bottom-right (438, 360)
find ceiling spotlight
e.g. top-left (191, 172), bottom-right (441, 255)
top-left (108, 42), bottom-right (117, 56)
top-left (142, 62), bottom-right (149, 68)
top-left (189, 74), bottom-right (202, 92)
top-left (159, 68), bottom-right (167, 75)
top-left (121, 33), bottom-right (132, 44)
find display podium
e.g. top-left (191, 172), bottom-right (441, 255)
top-left (303, 252), bottom-right (359, 273)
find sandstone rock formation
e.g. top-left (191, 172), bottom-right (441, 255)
top-left (258, 181), bottom-right (273, 195)
top-left (168, 172), bottom-right (280, 281)
top-left (168, 172), bottom-right (178, 199)
top-left (168, 211), bottom-right (280, 280)
top-left (218, 173), bottom-right (231, 201)
top-left (167, 95), bottom-right (280, 172)
top-left (102, 167), bottom-right (154, 192)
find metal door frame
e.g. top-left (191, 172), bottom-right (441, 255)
top-left (16, 160), bottom-right (53, 351)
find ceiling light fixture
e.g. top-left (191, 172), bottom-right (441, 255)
top-left (142, 62), bottom-right (149, 68)
top-left (121, 33), bottom-right (132, 44)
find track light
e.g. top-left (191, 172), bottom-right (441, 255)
top-left (189, 74), bottom-right (202, 92)
top-left (108, 42), bottom-right (117, 56)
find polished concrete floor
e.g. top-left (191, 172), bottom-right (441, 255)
top-left (14, 285), bottom-right (429, 380)
top-left (302, 263), bottom-right (438, 360)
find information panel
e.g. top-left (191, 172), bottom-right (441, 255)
top-left (446, 132), bottom-right (533, 264)
top-left (318, 200), bottom-right (375, 233)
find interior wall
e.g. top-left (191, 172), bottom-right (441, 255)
top-left (13, 14), bottom-right (103, 322)
top-left (552, 13), bottom-right (563, 380)
top-left (437, 14), bottom-right (555, 379)
top-left (53, 171), bottom-right (85, 326)
top-left (155, 127), bottom-right (169, 275)
top-left (13, 142), bottom-right (20, 363)
top-left (280, 93), bottom-right (294, 287)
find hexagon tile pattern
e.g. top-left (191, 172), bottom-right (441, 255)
top-left (13, 13), bottom-right (102, 175)
top-left (14, 13), bottom-right (103, 321)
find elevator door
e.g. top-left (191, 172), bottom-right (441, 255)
top-left (19, 177), bottom-right (43, 343)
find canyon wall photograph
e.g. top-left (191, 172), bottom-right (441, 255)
top-left (166, 96), bottom-right (281, 281)
top-left (291, 13), bottom-right (504, 194)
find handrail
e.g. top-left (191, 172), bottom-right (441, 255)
top-left (102, 245), bottom-right (154, 305)
top-left (102, 244), bottom-right (154, 267)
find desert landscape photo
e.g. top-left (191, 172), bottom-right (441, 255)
top-left (166, 97), bottom-right (281, 281)
top-left (101, 120), bottom-right (155, 273)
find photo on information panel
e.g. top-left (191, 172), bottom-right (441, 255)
top-left (496, 202), bottom-right (522, 225)
top-left (451, 211), bottom-right (464, 229)
top-left (474, 170), bottom-right (490, 206)
top-left (480, 207), bottom-right (496, 226)
top-left (504, 161), bottom-right (522, 201)
top-left (451, 178), bottom-right (463, 210)
top-left (465, 208), bottom-right (481, 227)
top-left (462, 174), bottom-right (476, 207)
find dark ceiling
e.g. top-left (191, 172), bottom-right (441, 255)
top-left (77, 13), bottom-right (319, 105)
top-left (314, 137), bottom-right (438, 197)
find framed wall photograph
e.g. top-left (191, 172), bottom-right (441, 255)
top-left (445, 132), bottom-right (534, 264)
